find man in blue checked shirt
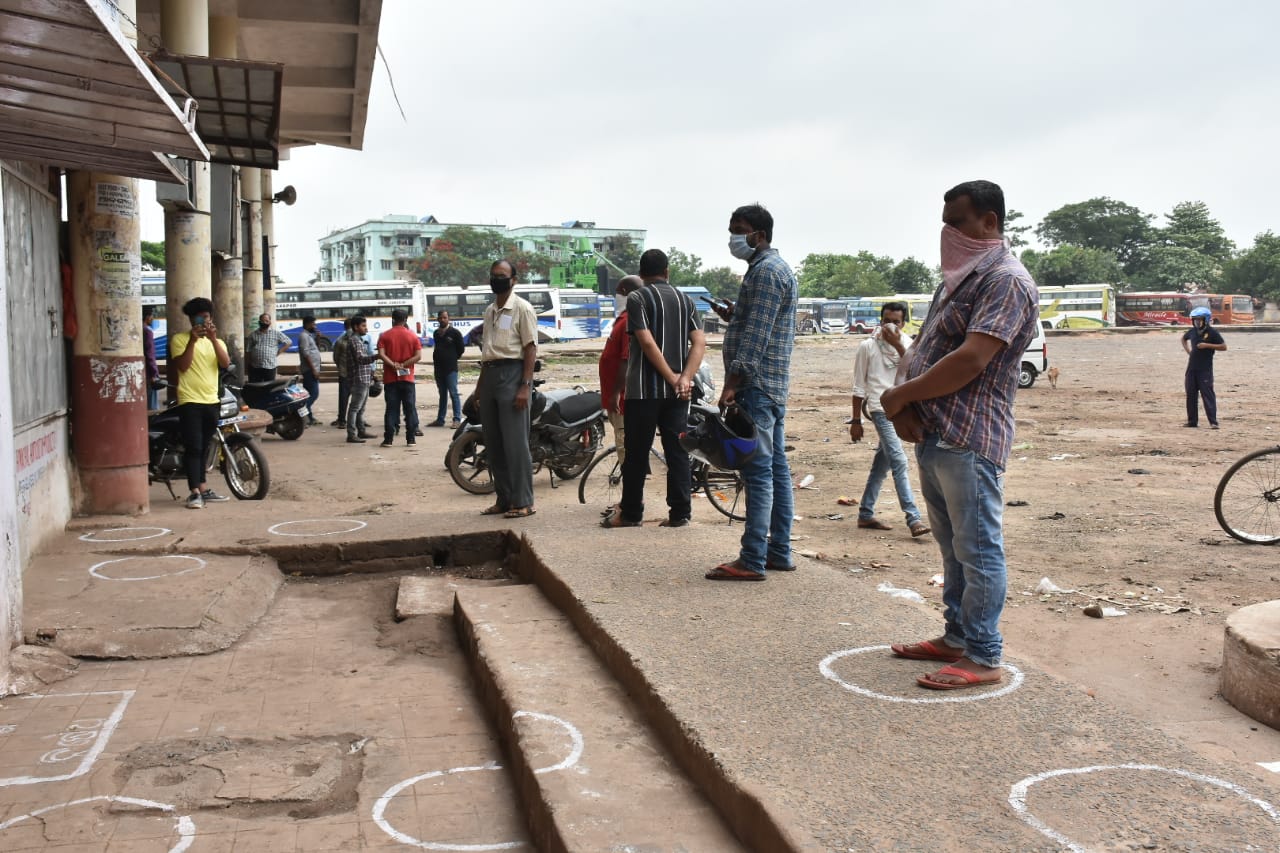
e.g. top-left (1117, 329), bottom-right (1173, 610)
top-left (706, 203), bottom-right (799, 582)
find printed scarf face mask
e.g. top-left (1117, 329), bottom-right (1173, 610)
top-left (940, 224), bottom-right (1004, 294)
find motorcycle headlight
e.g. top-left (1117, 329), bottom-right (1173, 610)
top-left (219, 398), bottom-right (238, 419)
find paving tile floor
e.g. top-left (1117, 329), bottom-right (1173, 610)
top-left (0, 575), bottom-right (531, 851)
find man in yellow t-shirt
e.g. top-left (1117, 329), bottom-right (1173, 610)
top-left (169, 297), bottom-right (231, 508)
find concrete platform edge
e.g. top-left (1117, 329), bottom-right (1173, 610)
top-left (453, 590), bottom-right (571, 853)
top-left (513, 535), bottom-right (822, 853)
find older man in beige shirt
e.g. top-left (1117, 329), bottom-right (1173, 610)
top-left (477, 259), bottom-right (539, 519)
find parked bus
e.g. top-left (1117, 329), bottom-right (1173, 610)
top-left (1115, 291), bottom-right (1209, 326)
top-left (845, 295), bottom-right (929, 335)
top-left (1038, 284), bottom-right (1114, 329)
top-left (275, 281), bottom-right (424, 350)
top-left (795, 298), bottom-right (848, 334)
top-left (420, 284), bottom-right (601, 343)
top-left (1205, 294), bottom-right (1255, 325)
top-left (141, 272), bottom-right (169, 358)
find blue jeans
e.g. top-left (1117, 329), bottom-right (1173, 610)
top-left (435, 369), bottom-right (461, 424)
top-left (859, 410), bottom-right (922, 526)
top-left (301, 369), bottom-right (320, 418)
top-left (383, 380), bottom-right (418, 442)
top-left (915, 433), bottom-right (1007, 667)
top-left (736, 386), bottom-right (793, 574)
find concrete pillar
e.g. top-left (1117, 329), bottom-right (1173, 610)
top-left (241, 168), bottom-right (264, 329)
top-left (209, 15), bottom-right (243, 376)
top-left (259, 170), bottom-right (275, 317)
top-left (0, 175), bottom-right (20, 689)
top-left (67, 177), bottom-right (149, 514)
top-left (161, 0), bottom-right (211, 390)
top-left (67, 0), bottom-right (148, 514)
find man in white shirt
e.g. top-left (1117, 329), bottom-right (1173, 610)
top-left (849, 302), bottom-right (929, 537)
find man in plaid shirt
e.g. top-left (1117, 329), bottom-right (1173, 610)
top-left (881, 180), bottom-right (1039, 691)
top-left (706, 203), bottom-right (799, 581)
top-left (342, 315), bottom-right (380, 443)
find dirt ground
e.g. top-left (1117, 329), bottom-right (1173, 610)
top-left (776, 327), bottom-right (1280, 776)
top-left (277, 328), bottom-right (1280, 780)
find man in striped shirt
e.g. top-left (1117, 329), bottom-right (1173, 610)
top-left (603, 250), bottom-right (705, 528)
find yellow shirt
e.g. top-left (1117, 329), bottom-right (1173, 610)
top-left (170, 331), bottom-right (221, 405)
top-left (480, 293), bottom-right (538, 361)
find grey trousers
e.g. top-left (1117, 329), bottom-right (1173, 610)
top-left (477, 361), bottom-right (533, 510)
top-left (347, 382), bottom-right (370, 438)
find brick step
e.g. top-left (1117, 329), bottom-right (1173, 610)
top-left (450, 582), bottom-right (744, 852)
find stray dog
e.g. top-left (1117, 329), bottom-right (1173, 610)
top-left (1047, 366), bottom-right (1060, 389)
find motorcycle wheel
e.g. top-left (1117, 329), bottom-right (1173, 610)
top-left (551, 420), bottom-right (605, 481)
top-left (277, 413), bottom-right (306, 441)
top-left (446, 431), bottom-right (496, 495)
top-left (221, 433), bottom-right (270, 500)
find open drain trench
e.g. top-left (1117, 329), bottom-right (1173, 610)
top-left (11, 530), bottom-right (747, 851)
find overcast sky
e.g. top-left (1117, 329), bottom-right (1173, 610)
top-left (142, 0), bottom-right (1280, 283)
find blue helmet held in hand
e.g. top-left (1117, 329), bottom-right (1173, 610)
top-left (681, 404), bottom-right (758, 470)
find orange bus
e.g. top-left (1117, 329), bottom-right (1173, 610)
top-left (1205, 294), bottom-right (1255, 325)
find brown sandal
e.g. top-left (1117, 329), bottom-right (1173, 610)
top-left (504, 507), bottom-right (536, 519)
top-left (481, 504), bottom-right (507, 516)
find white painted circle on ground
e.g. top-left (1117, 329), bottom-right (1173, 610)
top-left (1009, 763), bottom-right (1280, 852)
top-left (820, 644), bottom-right (1025, 704)
top-left (78, 527), bottom-right (171, 542)
top-left (267, 518), bottom-right (367, 537)
top-left (88, 555), bottom-right (207, 582)
top-left (0, 796), bottom-right (195, 852)
top-left (514, 711), bottom-right (584, 775)
top-left (372, 712), bottom-right (582, 851)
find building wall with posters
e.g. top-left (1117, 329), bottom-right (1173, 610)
top-left (1, 159), bottom-right (76, 682)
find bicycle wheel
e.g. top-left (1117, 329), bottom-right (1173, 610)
top-left (578, 446), bottom-right (622, 512)
top-left (699, 463), bottom-right (747, 522)
top-left (1214, 446), bottom-right (1280, 545)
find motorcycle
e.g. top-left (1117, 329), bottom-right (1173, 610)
top-left (148, 369), bottom-right (271, 500)
top-left (235, 374), bottom-right (311, 440)
top-left (446, 365), bottom-right (606, 495)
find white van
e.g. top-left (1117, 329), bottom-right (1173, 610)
top-left (1018, 321), bottom-right (1048, 388)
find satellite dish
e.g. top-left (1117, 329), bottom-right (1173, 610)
top-left (272, 185), bottom-right (297, 206)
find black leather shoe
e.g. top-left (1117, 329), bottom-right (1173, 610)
top-left (346, 436), bottom-right (366, 443)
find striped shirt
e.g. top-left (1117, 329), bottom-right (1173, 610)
top-left (624, 281), bottom-right (702, 400)
top-left (905, 246), bottom-right (1039, 468)
top-left (722, 247), bottom-right (798, 404)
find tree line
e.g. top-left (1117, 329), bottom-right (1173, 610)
top-left (396, 201), bottom-right (1280, 306)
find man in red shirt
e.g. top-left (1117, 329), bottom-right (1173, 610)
top-left (376, 308), bottom-right (422, 447)
top-left (599, 276), bottom-right (642, 465)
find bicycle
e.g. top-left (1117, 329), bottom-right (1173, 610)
top-left (577, 444), bottom-right (747, 522)
top-left (1214, 445), bottom-right (1280, 545)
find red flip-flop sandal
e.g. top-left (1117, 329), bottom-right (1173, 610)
top-left (891, 639), bottom-right (964, 663)
top-left (916, 664), bottom-right (1003, 691)
top-left (705, 561), bottom-right (766, 581)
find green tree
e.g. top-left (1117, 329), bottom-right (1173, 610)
top-left (410, 226), bottom-right (550, 288)
top-left (698, 266), bottom-right (741, 300)
top-left (1160, 201), bottom-right (1235, 262)
top-left (1134, 245), bottom-right (1221, 291)
top-left (797, 252), bottom-right (892, 298)
top-left (1224, 231), bottom-right (1280, 303)
top-left (1020, 245), bottom-right (1123, 287)
top-left (663, 247), bottom-right (740, 300)
top-left (887, 257), bottom-right (936, 293)
top-left (1004, 209), bottom-right (1032, 250)
top-left (1035, 197), bottom-right (1155, 269)
top-left (141, 240), bottom-right (165, 270)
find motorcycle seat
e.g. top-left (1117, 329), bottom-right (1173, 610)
top-left (243, 379), bottom-right (291, 392)
top-left (555, 391), bottom-right (602, 424)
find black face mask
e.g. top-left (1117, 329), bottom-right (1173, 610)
top-left (489, 275), bottom-right (513, 294)
top-left (258, 322), bottom-right (269, 329)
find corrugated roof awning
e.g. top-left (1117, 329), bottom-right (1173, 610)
top-left (0, 0), bottom-right (208, 182)
top-left (149, 52), bottom-right (283, 170)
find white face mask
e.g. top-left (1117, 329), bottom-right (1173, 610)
top-left (614, 294), bottom-right (629, 315)
top-left (729, 233), bottom-right (756, 260)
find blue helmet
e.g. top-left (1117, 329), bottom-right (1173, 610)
top-left (681, 404), bottom-right (758, 470)
top-left (1190, 306), bottom-right (1212, 320)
